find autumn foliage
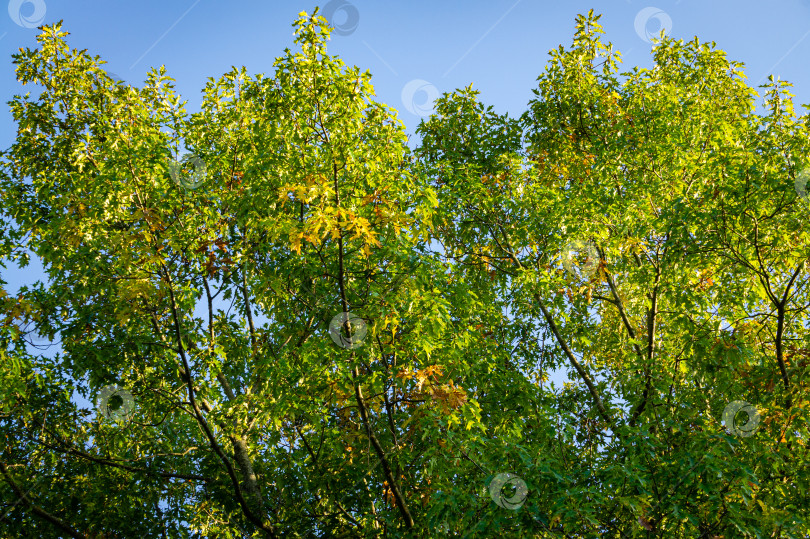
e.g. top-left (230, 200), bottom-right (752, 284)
top-left (0, 8), bottom-right (809, 538)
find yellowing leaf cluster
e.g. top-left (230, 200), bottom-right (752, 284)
top-left (396, 364), bottom-right (467, 413)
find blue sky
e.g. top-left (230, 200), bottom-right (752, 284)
top-left (2, 0), bottom-right (810, 394)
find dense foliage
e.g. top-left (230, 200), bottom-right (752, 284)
top-left (1, 8), bottom-right (809, 537)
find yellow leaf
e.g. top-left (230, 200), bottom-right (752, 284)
top-left (396, 368), bottom-right (415, 381)
top-left (422, 364), bottom-right (444, 379)
top-left (446, 385), bottom-right (467, 409)
top-left (290, 231), bottom-right (303, 254)
top-left (416, 370), bottom-right (429, 392)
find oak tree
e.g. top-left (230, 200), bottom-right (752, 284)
top-left (1, 8), bottom-right (808, 538)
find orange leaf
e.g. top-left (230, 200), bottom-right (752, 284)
top-left (422, 364), bottom-right (444, 380)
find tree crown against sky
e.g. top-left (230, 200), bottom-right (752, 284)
top-left (0, 7), bottom-right (809, 538)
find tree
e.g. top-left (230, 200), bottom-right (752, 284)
top-left (1, 7), bottom-right (808, 537)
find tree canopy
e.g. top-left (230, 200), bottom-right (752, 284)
top-left (1, 8), bottom-right (809, 538)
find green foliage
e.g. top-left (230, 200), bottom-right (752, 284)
top-left (1, 7), bottom-right (808, 538)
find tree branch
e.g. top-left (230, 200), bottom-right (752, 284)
top-left (333, 161), bottom-right (415, 530)
top-left (0, 461), bottom-right (88, 539)
top-left (162, 265), bottom-right (278, 537)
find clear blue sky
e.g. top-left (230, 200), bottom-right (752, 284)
top-left (2, 0), bottom-right (810, 381)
